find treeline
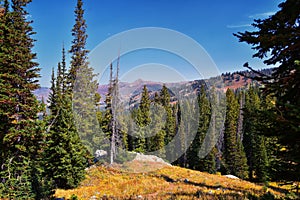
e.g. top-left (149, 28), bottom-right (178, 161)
top-left (97, 79), bottom-right (279, 183)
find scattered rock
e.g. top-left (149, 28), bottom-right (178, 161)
top-left (133, 153), bottom-right (171, 166)
top-left (95, 149), bottom-right (108, 158)
top-left (89, 195), bottom-right (97, 200)
top-left (224, 174), bottom-right (239, 179)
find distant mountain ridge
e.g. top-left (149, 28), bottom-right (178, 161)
top-left (34, 68), bottom-right (274, 103)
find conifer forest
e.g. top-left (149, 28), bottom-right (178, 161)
top-left (0, 0), bottom-right (299, 199)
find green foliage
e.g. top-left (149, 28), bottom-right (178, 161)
top-left (68, 0), bottom-right (89, 89)
top-left (176, 99), bottom-right (196, 167)
top-left (160, 85), bottom-right (176, 162)
top-left (234, 0), bottom-right (300, 181)
top-left (137, 85), bottom-right (151, 127)
top-left (187, 85), bottom-right (212, 171)
top-left (148, 102), bottom-right (166, 158)
top-left (71, 194), bottom-right (79, 200)
top-left (131, 85), bottom-right (151, 153)
top-left (223, 89), bottom-right (248, 179)
top-left (0, 0), bottom-right (52, 198)
top-left (68, 0), bottom-right (99, 155)
top-left (45, 53), bottom-right (88, 189)
top-left (243, 87), bottom-right (269, 182)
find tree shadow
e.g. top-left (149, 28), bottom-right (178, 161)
top-left (158, 174), bottom-right (279, 199)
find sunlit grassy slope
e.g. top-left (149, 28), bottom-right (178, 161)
top-left (55, 160), bottom-right (289, 199)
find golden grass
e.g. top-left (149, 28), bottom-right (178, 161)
top-left (55, 161), bottom-right (288, 199)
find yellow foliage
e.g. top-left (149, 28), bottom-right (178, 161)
top-left (55, 162), bottom-right (287, 199)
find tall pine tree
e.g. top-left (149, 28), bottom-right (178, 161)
top-left (45, 47), bottom-right (88, 189)
top-left (68, 0), bottom-right (89, 90)
top-left (234, 0), bottom-right (300, 181)
top-left (187, 85), bottom-right (216, 173)
top-left (133, 85), bottom-right (151, 152)
top-left (223, 89), bottom-right (248, 179)
top-left (160, 85), bottom-right (176, 162)
top-left (243, 87), bottom-right (269, 182)
top-left (0, 0), bottom-right (49, 198)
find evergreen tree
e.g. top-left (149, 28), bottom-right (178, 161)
top-left (223, 89), bottom-right (248, 179)
top-left (137, 85), bottom-right (151, 127)
top-left (68, 0), bottom-right (89, 90)
top-left (0, 0), bottom-right (50, 198)
top-left (243, 87), bottom-right (269, 181)
top-left (234, 0), bottom-right (300, 180)
top-left (129, 108), bottom-right (145, 153)
top-left (133, 85), bottom-right (151, 152)
top-left (95, 93), bottom-right (110, 156)
top-left (102, 64), bottom-right (113, 139)
top-left (200, 87), bottom-right (221, 174)
top-left (45, 48), bottom-right (88, 189)
top-left (68, 0), bottom-right (98, 155)
top-left (187, 85), bottom-right (215, 172)
top-left (148, 101), bottom-right (166, 158)
top-left (160, 85), bottom-right (176, 162)
top-left (176, 100), bottom-right (191, 167)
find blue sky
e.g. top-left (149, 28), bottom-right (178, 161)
top-left (27, 0), bottom-right (282, 86)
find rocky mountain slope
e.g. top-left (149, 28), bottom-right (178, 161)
top-left (34, 68), bottom-right (273, 104)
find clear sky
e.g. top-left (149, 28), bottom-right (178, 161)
top-left (27, 0), bottom-right (283, 86)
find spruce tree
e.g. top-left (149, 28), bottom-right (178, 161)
top-left (45, 47), bottom-right (88, 189)
top-left (223, 89), bottom-right (248, 179)
top-left (68, 0), bottom-right (89, 90)
top-left (0, 0), bottom-right (50, 198)
top-left (243, 87), bottom-right (269, 181)
top-left (137, 85), bottom-right (151, 127)
top-left (148, 101), bottom-right (166, 158)
top-left (187, 85), bottom-right (215, 172)
top-left (234, 0), bottom-right (300, 180)
top-left (95, 93), bottom-right (110, 156)
top-left (200, 87), bottom-right (220, 174)
top-left (133, 85), bottom-right (151, 152)
top-left (176, 100), bottom-right (189, 167)
top-left (68, 0), bottom-right (98, 155)
top-left (160, 85), bottom-right (176, 162)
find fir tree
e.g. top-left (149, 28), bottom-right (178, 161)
top-left (137, 85), bottom-right (151, 127)
top-left (133, 85), bottom-right (151, 152)
top-left (45, 47), bottom-right (88, 189)
top-left (234, 0), bottom-right (300, 180)
top-left (176, 100), bottom-right (190, 167)
top-left (129, 108), bottom-right (145, 153)
top-left (67, 0), bottom-right (98, 155)
top-left (0, 0), bottom-right (50, 198)
top-left (200, 87), bottom-right (221, 174)
top-left (68, 0), bottom-right (89, 90)
top-left (148, 102), bottom-right (166, 158)
top-left (243, 87), bottom-right (269, 181)
top-left (160, 85), bottom-right (176, 162)
top-left (223, 89), bottom-right (248, 179)
top-left (187, 85), bottom-right (215, 172)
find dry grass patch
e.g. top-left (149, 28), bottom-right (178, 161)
top-left (55, 162), bottom-right (289, 199)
